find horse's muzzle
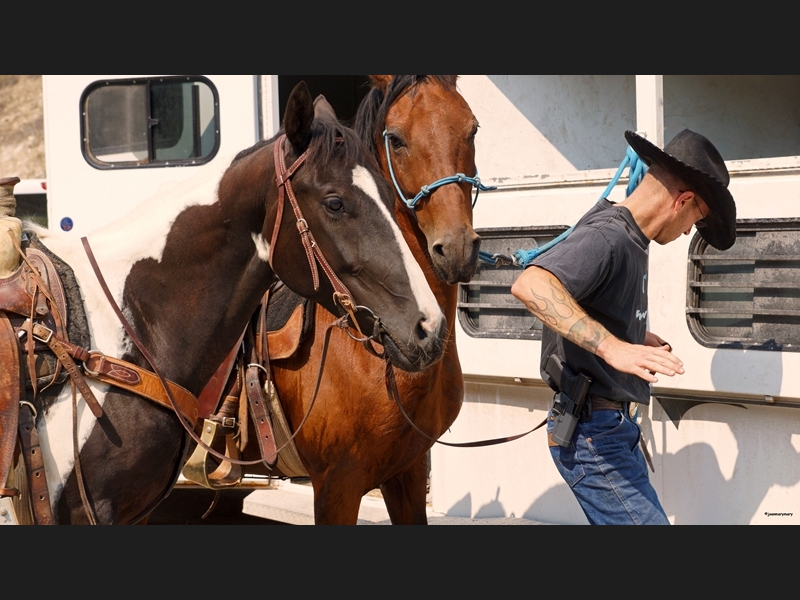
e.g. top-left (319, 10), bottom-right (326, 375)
top-left (377, 312), bottom-right (446, 373)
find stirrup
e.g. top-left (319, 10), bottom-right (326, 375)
top-left (182, 419), bottom-right (244, 490)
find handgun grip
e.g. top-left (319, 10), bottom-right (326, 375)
top-left (544, 354), bottom-right (566, 391)
top-left (575, 373), bottom-right (592, 402)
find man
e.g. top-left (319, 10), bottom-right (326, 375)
top-left (511, 129), bottom-right (736, 525)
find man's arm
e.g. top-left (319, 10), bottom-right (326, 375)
top-left (511, 265), bottom-right (684, 383)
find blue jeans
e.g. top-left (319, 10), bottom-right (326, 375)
top-left (547, 404), bottom-right (669, 525)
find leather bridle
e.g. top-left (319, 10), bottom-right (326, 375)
top-left (270, 134), bottom-right (365, 336)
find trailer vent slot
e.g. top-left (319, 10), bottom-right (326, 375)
top-left (457, 226), bottom-right (569, 340)
top-left (687, 219), bottom-right (800, 352)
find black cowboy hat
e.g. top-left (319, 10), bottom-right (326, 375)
top-left (625, 129), bottom-right (736, 251)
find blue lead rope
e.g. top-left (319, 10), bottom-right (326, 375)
top-left (478, 146), bottom-right (647, 268)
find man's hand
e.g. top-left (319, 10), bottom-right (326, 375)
top-left (597, 335), bottom-right (684, 383)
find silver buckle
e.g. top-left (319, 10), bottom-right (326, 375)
top-left (17, 318), bottom-right (53, 344)
top-left (32, 325), bottom-right (53, 344)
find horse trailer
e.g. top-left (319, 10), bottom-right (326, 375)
top-left (17, 75), bottom-right (800, 525)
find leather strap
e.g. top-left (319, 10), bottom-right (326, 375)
top-left (271, 135), bottom-right (315, 287)
top-left (0, 311), bottom-right (21, 497)
top-left (383, 358), bottom-right (548, 448)
top-left (27, 322), bottom-right (103, 418)
top-left (17, 403), bottom-right (54, 524)
top-left (28, 322), bottom-right (89, 361)
top-left (249, 288), bottom-right (307, 476)
top-left (23, 320), bottom-right (199, 428)
top-left (590, 394), bottom-right (625, 410)
top-left (84, 353), bottom-right (200, 428)
top-left (196, 327), bottom-right (246, 420)
top-left (244, 359), bottom-right (277, 467)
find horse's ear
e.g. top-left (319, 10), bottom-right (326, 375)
top-left (313, 94), bottom-right (337, 121)
top-left (283, 80), bottom-right (315, 153)
top-left (369, 75), bottom-right (393, 93)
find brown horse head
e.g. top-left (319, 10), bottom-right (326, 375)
top-left (355, 75), bottom-right (487, 285)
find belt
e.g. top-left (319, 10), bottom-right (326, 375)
top-left (590, 395), bottom-right (625, 411)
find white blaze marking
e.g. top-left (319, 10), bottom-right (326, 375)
top-left (251, 233), bottom-right (271, 262)
top-left (352, 165), bottom-right (443, 326)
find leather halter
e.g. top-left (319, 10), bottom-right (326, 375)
top-left (270, 134), bottom-right (363, 335)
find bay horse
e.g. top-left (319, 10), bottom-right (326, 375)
top-left (262, 75), bottom-right (486, 524)
top-left (1, 80), bottom-right (446, 525)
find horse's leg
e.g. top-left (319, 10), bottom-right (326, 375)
top-left (312, 474), bottom-right (365, 525)
top-left (379, 453), bottom-right (429, 525)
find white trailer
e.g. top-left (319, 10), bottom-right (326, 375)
top-left (30, 75), bottom-right (800, 525)
top-left (438, 75), bottom-right (800, 525)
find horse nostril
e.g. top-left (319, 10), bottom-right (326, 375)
top-left (418, 314), bottom-right (436, 336)
top-left (432, 242), bottom-right (445, 258)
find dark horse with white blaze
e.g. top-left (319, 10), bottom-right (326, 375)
top-left (4, 80), bottom-right (445, 525)
top-left (261, 75), bottom-right (487, 524)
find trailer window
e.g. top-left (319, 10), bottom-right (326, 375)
top-left (687, 219), bottom-right (800, 352)
top-left (81, 76), bottom-right (220, 169)
top-left (458, 226), bottom-right (569, 339)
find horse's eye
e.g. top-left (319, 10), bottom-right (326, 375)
top-left (388, 133), bottom-right (404, 150)
top-left (325, 197), bottom-right (344, 212)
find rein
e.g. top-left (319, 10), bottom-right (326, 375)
top-left (257, 313), bottom-right (359, 460)
top-left (382, 129), bottom-right (496, 213)
top-left (381, 350), bottom-right (548, 448)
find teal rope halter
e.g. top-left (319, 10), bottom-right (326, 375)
top-left (383, 129), bottom-right (496, 212)
top-left (478, 145), bottom-right (647, 268)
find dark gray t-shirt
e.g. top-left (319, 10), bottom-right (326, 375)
top-left (530, 199), bottom-right (652, 405)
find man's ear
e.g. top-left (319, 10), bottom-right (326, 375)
top-left (674, 189), bottom-right (693, 213)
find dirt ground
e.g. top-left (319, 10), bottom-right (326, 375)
top-left (0, 75), bottom-right (45, 180)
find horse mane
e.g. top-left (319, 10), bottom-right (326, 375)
top-left (353, 75), bottom-right (459, 163)
top-left (232, 107), bottom-right (378, 171)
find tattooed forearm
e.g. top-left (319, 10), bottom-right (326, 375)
top-left (518, 272), bottom-right (612, 354)
top-left (567, 317), bottom-right (610, 352)
top-left (522, 279), bottom-right (580, 325)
